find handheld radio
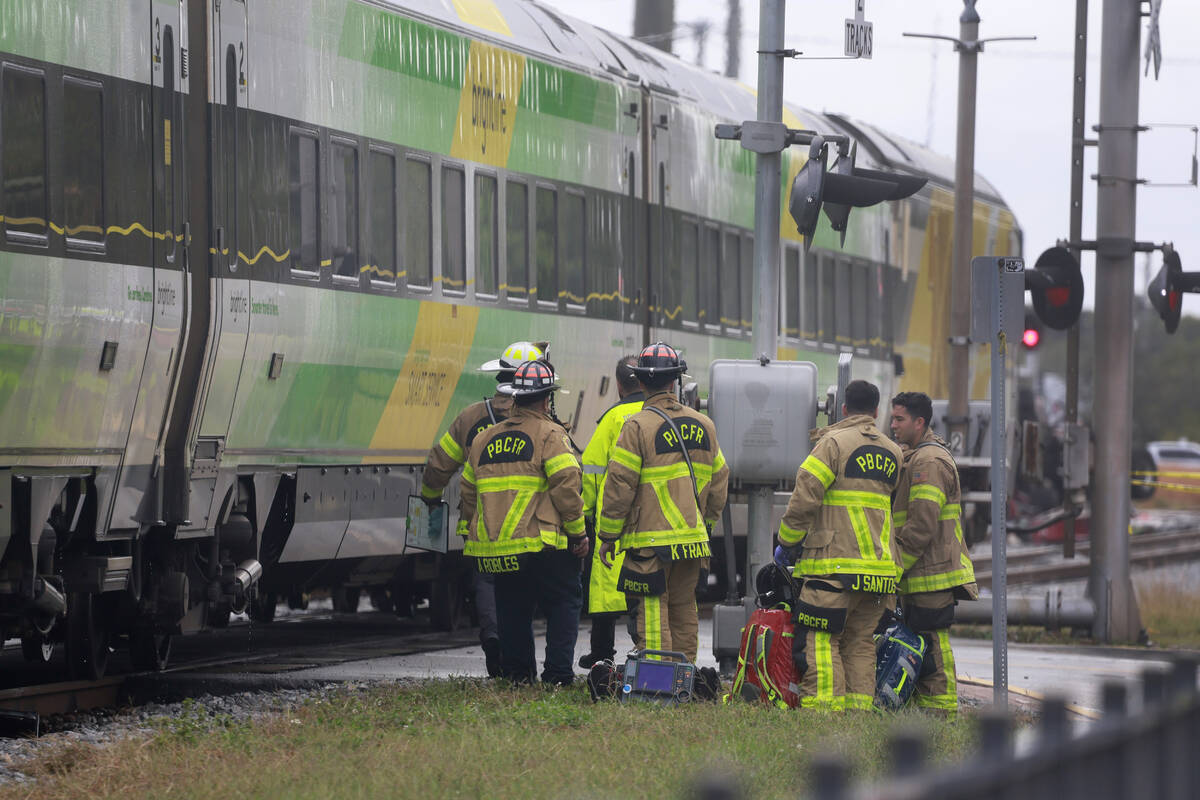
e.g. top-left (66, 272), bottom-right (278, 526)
top-left (618, 650), bottom-right (696, 706)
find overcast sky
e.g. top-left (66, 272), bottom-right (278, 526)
top-left (546, 0), bottom-right (1200, 314)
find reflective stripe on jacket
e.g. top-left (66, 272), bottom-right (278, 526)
top-left (581, 394), bottom-right (643, 613)
top-left (597, 391), bottom-right (729, 551)
top-left (779, 415), bottom-right (904, 583)
top-left (460, 404), bottom-right (585, 558)
top-left (892, 430), bottom-right (978, 595)
top-left (420, 394), bottom-right (512, 500)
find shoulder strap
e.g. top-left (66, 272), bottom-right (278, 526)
top-left (643, 405), bottom-right (703, 512)
top-left (484, 398), bottom-right (498, 425)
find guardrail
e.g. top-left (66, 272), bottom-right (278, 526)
top-left (690, 656), bottom-right (1199, 800)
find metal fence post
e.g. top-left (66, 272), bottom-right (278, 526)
top-left (889, 729), bottom-right (927, 779)
top-left (1039, 697), bottom-right (1069, 743)
top-left (811, 757), bottom-right (849, 800)
top-left (979, 711), bottom-right (1013, 761)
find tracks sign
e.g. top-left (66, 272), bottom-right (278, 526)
top-left (844, 0), bottom-right (873, 59)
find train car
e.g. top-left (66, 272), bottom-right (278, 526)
top-left (0, 0), bottom-right (1019, 679)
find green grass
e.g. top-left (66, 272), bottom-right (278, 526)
top-left (4, 680), bottom-right (981, 800)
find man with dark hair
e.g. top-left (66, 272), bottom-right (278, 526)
top-left (597, 343), bottom-right (729, 663)
top-left (460, 360), bottom-right (588, 686)
top-left (777, 379), bottom-right (904, 711)
top-left (577, 355), bottom-right (643, 668)
top-left (890, 390), bottom-right (978, 714)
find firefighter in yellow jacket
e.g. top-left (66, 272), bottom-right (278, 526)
top-left (777, 380), bottom-right (904, 711)
top-left (598, 343), bottom-right (729, 663)
top-left (420, 341), bottom-right (545, 677)
top-left (890, 391), bottom-right (979, 713)
top-left (578, 355), bottom-right (643, 668)
top-left (460, 359), bottom-right (588, 686)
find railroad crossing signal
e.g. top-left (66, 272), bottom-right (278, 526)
top-left (788, 136), bottom-right (926, 249)
top-left (1147, 249), bottom-right (1200, 333)
top-left (1026, 246), bottom-right (1084, 330)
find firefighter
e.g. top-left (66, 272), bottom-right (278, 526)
top-left (777, 380), bottom-right (904, 711)
top-left (420, 340), bottom-right (546, 677)
top-left (889, 391), bottom-right (979, 714)
top-left (597, 342), bottom-right (729, 664)
top-left (577, 355), bottom-right (643, 669)
top-left (460, 359), bottom-right (588, 686)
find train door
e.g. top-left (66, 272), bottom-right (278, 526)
top-left (183, 0), bottom-right (249, 531)
top-left (646, 92), bottom-right (673, 344)
top-left (109, 0), bottom-right (190, 531)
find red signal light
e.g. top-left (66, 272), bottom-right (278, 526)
top-left (1046, 286), bottom-right (1071, 308)
top-left (1022, 328), bottom-right (1040, 348)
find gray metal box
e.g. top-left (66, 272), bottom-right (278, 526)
top-left (971, 256), bottom-right (1026, 346)
top-left (709, 359), bottom-right (819, 484)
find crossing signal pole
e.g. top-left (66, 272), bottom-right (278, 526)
top-left (714, 0), bottom-right (924, 609)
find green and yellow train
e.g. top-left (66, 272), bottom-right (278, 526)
top-left (0, 0), bottom-right (1019, 679)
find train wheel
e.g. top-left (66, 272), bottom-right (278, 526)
top-left (249, 591), bottom-right (278, 623)
top-left (287, 591), bottom-right (309, 611)
top-left (65, 592), bottom-right (110, 681)
top-left (369, 587), bottom-right (394, 613)
top-left (332, 586), bottom-right (360, 614)
top-left (20, 632), bottom-right (54, 664)
top-left (429, 577), bottom-right (463, 632)
top-left (129, 629), bottom-right (172, 671)
top-left (208, 602), bottom-right (232, 628)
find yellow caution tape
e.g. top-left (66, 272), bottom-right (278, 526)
top-left (1130, 479), bottom-right (1200, 494)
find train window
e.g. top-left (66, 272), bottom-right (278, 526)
top-left (506, 180), bottom-right (528, 299)
top-left (563, 190), bottom-right (585, 305)
top-left (741, 234), bottom-right (754, 329)
top-left (288, 129), bottom-right (319, 273)
top-left (803, 249), bottom-right (819, 340)
top-left (536, 186), bottom-right (557, 304)
top-left (475, 172), bottom-right (498, 297)
top-left (720, 230), bottom-right (739, 327)
top-left (441, 164), bottom-right (465, 293)
top-left (836, 258), bottom-right (852, 347)
top-left (63, 77), bottom-right (104, 246)
top-left (404, 157), bottom-right (432, 287)
top-left (367, 148), bottom-right (396, 284)
top-left (851, 261), bottom-right (867, 346)
top-left (660, 209), bottom-right (681, 327)
top-left (700, 224), bottom-right (719, 325)
top-left (330, 139), bottom-right (359, 279)
top-left (679, 219), bottom-right (698, 324)
top-left (784, 247), bottom-right (800, 338)
top-left (819, 254), bottom-right (835, 344)
top-left (882, 267), bottom-right (895, 349)
top-left (2, 66), bottom-right (47, 241)
top-left (866, 263), bottom-right (882, 347)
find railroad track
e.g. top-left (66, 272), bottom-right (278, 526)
top-left (0, 611), bottom-right (480, 726)
top-left (975, 528), bottom-right (1200, 587)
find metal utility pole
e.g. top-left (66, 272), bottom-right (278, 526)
top-left (1062, 0), bottom-right (1089, 558)
top-left (947, 2), bottom-right (980, 460)
top-left (634, 0), bottom-right (676, 53)
top-left (724, 0), bottom-right (741, 78)
top-left (744, 0), bottom-right (785, 604)
top-left (1090, 0), bottom-right (1143, 643)
top-left (904, 2), bottom-right (1033, 459)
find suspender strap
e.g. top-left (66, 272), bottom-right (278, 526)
top-left (485, 398), bottom-right (498, 425)
top-left (643, 405), bottom-right (703, 512)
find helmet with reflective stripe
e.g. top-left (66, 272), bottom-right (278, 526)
top-left (478, 341), bottom-right (547, 373)
top-left (503, 359), bottom-right (562, 398)
top-left (630, 341), bottom-right (686, 379)
top-left (754, 562), bottom-right (797, 610)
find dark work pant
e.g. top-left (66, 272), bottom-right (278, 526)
top-left (494, 549), bottom-right (582, 685)
top-left (589, 612), bottom-right (619, 660)
top-left (472, 570), bottom-right (498, 644)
